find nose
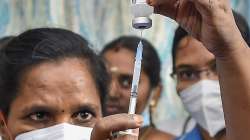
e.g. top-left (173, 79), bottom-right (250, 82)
top-left (199, 69), bottom-right (215, 80)
top-left (54, 113), bottom-right (73, 125)
top-left (109, 79), bottom-right (121, 98)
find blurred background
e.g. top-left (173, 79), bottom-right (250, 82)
top-left (0, 0), bottom-right (249, 136)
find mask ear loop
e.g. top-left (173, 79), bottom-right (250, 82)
top-left (0, 110), bottom-right (14, 140)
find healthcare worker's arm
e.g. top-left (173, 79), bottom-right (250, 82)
top-left (91, 114), bottom-right (143, 140)
top-left (147, 0), bottom-right (250, 140)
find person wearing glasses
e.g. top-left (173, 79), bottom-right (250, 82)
top-left (170, 11), bottom-right (250, 140)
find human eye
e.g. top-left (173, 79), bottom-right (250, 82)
top-left (177, 69), bottom-right (198, 81)
top-left (28, 111), bottom-right (50, 122)
top-left (118, 75), bottom-right (132, 89)
top-left (73, 109), bottom-right (96, 123)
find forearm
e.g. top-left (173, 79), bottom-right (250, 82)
top-left (216, 39), bottom-right (250, 140)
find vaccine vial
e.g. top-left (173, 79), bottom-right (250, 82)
top-left (131, 0), bottom-right (153, 29)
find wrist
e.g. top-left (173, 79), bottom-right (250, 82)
top-left (214, 36), bottom-right (249, 62)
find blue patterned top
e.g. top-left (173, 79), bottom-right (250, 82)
top-left (176, 126), bottom-right (202, 140)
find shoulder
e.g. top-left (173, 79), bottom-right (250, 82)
top-left (143, 127), bottom-right (175, 140)
top-left (176, 126), bottom-right (202, 140)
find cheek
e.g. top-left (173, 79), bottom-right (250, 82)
top-left (121, 90), bottom-right (131, 105)
top-left (177, 82), bottom-right (193, 94)
top-left (6, 102), bottom-right (33, 138)
top-left (136, 82), bottom-right (151, 111)
top-left (137, 88), bottom-right (150, 102)
top-left (177, 81), bottom-right (197, 93)
top-left (6, 117), bottom-right (34, 139)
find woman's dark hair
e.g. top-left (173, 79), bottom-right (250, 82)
top-left (172, 11), bottom-right (250, 73)
top-left (0, 36), bottom-right (15, 48)
top-left (100, 36), bottom-right (161, 89)
top-left (0, 28), bottom-right (109, 115)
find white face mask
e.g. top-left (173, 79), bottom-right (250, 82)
top-left (179, 80), bottom-right (225, 137)
top-left (15, 123), bottom-right (93, 140)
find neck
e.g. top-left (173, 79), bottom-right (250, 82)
top-left (199, 127), bottom-right (226, 140)
top-left (200, 128), bottom-right (214, 140)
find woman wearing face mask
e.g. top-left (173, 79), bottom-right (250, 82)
top-left (146, 0), bottom-right (250, 139)
top-left (172, 27), bottom-right (225, 140)
top-left (170, 11), bottom-right (250, 140)
top-left (100, 36), bottom-right (175, 140)
top-left (0, 28), bottom-right (142, 140)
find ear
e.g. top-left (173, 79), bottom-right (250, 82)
top-left (149, 84), bottom-right (163, 109)
top-left (0, 111), bottom-right (11, 140)
top-left (148, 84), bottom-right (163, 127)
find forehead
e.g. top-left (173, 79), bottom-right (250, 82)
top-left (103, 48), bottom-right (135, 75)
top-left (12, 58), bottom-right (101, 113)
top-left (175, 37), bottom-right (215, 68)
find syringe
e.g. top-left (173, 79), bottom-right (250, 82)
top-left (128, 40), bottom-right (143, 114)
top-left (112, 39), bottom-right (143, 138)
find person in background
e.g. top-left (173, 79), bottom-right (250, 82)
top-left (147, 0), bottom-right (250, 139)
top-left (171, 11), bottom-right (250, 140)
top-left (99, 0), bottom-right (250, 139)
top-left (100, 36), bottom-right (175, 140)
top-left (0, 28), bottom-right (142, 140)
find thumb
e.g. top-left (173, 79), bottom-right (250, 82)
top-left (91, 114), bottom-right (143, 140)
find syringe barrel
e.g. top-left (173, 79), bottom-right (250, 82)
top-left (131, 60), bottom-right (141, 90)
top-left (128, 96), bottom-right (137, 114)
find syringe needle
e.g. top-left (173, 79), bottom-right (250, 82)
top-left (128, 41), bottom-right (143, 115)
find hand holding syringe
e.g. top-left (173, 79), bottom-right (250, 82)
top-left (112, 0), bottom-right (151, 138)
top-left (128, 41), bottom-right (143, 115)
top-left (112, 41), bottom-right (143, 139)
top-left (125, 40), bottom-right (143, 138)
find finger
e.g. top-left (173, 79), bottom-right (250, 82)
top-left (188, 0), bottom-right (230, 12)
top-left (147, 0), bottom-right (169, 7)
top-left (188, 0), bottom-right (210, 6)
top-left (147, 0), bottom-right (180, 18)
top-left (91, 114), bottom-right (143, 140)
top-left (147, 0), bottom-right (157, 6)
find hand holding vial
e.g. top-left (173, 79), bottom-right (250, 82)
top-left (147, 0), bottom-right (245, 58)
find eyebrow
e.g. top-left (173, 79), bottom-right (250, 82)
top-left (175, 65), bottom-right (195, 71)
top-left (73, 104), bottom-right (99, 113)
top-left (176, 59), bottom-right (216, 70)
top-left (21, 103), bottom-right (99, 115)
top-left (21, 104), bottom-right (56, 116)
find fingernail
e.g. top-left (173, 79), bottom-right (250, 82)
top-left (133, 115), bottom-right (143, 126)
